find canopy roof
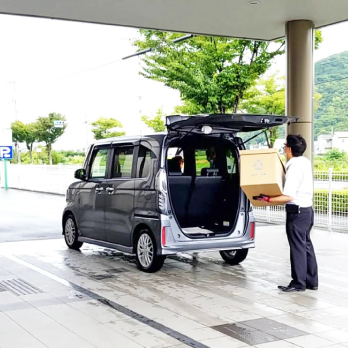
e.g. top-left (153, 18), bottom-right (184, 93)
top-left (1, 0), bottom-right (348, 40)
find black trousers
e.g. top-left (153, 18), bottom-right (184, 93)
top-left (286, 207), bottom-right (318, 289)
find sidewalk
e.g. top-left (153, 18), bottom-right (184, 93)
top-left (1, 225), bottom-right (348, 348)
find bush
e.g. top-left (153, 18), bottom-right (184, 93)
top-left (314, 189), bottom-right (348, 213)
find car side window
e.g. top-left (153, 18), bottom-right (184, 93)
top-left (167, 147), bottom-right (184, 176)
top-left (90, 148), bottom-right (109, 178)
top-left (195, 148), bottom-right (215, 176)
top-left (112, 147), bottom-right (134, 178)
top-left (137, 146), bottom-right (155, 178)
top-left (226, 149), bottom-right (237, 174)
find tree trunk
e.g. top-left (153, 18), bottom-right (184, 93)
top-left (29, 144), bottom-right (33, 164)
top-left (47, 144), bottom-right (52, 165)
top-left (15, 142), bottom-right (20, 163)
top-left (268, 128), bottom-right (277, 148)
top-left (233, 93), bottom-right (242, 113)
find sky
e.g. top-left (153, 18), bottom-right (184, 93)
top-left (1, 15), bottom-right (348, 150)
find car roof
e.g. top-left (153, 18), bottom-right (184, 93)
top-left (93, 133), bottom-right (167, 146)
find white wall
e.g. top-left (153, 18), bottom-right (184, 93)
top-left (0, 163), bottom-right (79, 195)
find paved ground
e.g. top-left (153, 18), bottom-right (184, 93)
top-left (1, 189), bottom-right (348, 348)
top-left (0, 189), bottom-right (64, 242)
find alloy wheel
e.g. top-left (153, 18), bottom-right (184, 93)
top-left (65, 218), bottom-right (76, 246)
top-left (137, 233), bottom-right (154, 268)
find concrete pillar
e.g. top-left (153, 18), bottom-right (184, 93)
top-left (286, 20), bottom-right (315, 161)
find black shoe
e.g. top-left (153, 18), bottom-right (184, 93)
top-left (306, 286), bottom-right (318, 290)
top-left (277, 285), bottom-right (288, 290)
top-left (281, 286), bottom-right (305, 293)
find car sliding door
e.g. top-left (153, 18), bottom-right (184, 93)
top-left (104, 145), bottom-right (136, 247)
top-left (78, 146), bottom-right (110, 241)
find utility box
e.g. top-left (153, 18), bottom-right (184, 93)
top-left (239, 148), bottom-right (285, 207)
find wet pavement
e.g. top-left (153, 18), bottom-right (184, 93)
top-left (1, 189), bottom-right (348, 348)
top-left (0, 189), bottom-right (64, 242)
top-left (1, 224), bottom-right (348, 348)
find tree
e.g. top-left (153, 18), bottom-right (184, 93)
top-left (240, 74), bottom-right (322, 147)
top-left (24, 123), bottom-right (39, 164)
top-left (91, 117), bottom-right (125, 140)
top-left (240, 75), bottom-right (285, 147)
top-left (11, 120), bottom-right (27, 163)
top-left (141, 108), bottom-right (166, 132)
top-left (35, 113), bottom-right (67, 165)
top-left (134, 31), bottom-right (322, 115)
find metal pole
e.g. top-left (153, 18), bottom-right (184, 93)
top-left (266, 206), bottom-right (271, 223)
top-left (328, 168), bottom-right (333, 231)
top-left (4, 159), bottom-right (8, 190)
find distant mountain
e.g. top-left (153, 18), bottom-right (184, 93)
top-left (315, 51), bottom-right (348, 139)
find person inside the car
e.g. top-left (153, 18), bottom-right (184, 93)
top-left (168, 156), bottom-right (183, 174)
top-left (206, 147), bottom-right (217, 168)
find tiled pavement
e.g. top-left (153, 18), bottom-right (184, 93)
top-left (1, 224), bottom-right (348, 348)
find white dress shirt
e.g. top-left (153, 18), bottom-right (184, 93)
top-left (283, 156), bottom-right (313, 208)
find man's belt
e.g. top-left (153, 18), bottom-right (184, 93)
top-left (286, 205), bottom-right (312, 214)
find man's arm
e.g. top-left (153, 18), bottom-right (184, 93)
top-left (269, 195), bottom-right (293, 204)
top-left (257, 194), bottom-right (293, 204)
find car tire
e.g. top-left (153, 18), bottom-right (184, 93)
top-left (135, 230), bottom-right (165, 273)
top-left (64, 214), bottom-right (83, 250)
top-left (219, 249), bottom-right (248, 265)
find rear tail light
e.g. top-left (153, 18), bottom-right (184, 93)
top-left (155, 169), bottom-right (169, 215)
top-left (162, 226), bottom-right (166, 246)
top-left (250, 222), bottom-right (255, 239)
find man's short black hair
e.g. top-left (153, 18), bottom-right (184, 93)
top-left (286, 134), bottom-right (307, 157)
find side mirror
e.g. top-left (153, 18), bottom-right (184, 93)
top-left (74, 168), bottom-right (86, 181)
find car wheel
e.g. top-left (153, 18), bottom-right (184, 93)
top-left (219, 249), bottom-right (248, 265)
top-left (135, 230), bottom-right (165, 273)
top-left (64, 214), bottom-right (83, 250)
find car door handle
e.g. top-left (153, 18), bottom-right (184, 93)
top-left (95, 187), bottom-right (104, 194)
top-left (106, 187), bottom-right (115, 194)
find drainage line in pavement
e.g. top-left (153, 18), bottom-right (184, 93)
top-left (6, 255), bottom-right (209, 348)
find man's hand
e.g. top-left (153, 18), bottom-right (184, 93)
top-left (256, 194), bottom-right (271, 203)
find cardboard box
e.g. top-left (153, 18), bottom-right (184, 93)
top-left (239, 148), bottom-right (285, 207)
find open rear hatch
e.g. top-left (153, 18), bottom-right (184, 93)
top-left (166, 114), bottom-right (298, 135)
top-left (164, 113), bottom-right (298, 237)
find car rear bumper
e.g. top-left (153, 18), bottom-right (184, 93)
top-left (160, 239), bottom-right (255, 255)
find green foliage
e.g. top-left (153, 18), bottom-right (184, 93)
top-left (324, 148), bottom-right (347, 161)
top-left (174, 100), bottom-right (203, 115)
top-left (19, 148), bottom-right (85, 165)
top-left (36, 113), bottom-right (67, 165)
top-left (91, 117), bottom-right (125, 140)
top-left (135, 31), bottom-right (286, 114)
top-left (135, 30), bottom-right (322, 115)
top-left (314, 189), bottom-right (348, 214)
top-left (11, 121), bottom-right (27, 144)
top-left (141, 108), bottom-right (166, 132)
top-left (314, 153), bottom-right (348, 171)
top-left (239, 73), bottom-right (323, 148)
top-left (315, 51), bottom-right (348, 138)
top-left (241, 75), bottom-right (285, 115)
top-left (314, 30), bottom-right (323, 50)
top-left (11, 121), bottom-right (40, 163)
top-left (240, 75), bottom-right (285, 147)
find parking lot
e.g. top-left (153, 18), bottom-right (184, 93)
top-left (1, 189), bottom-right (348, 348)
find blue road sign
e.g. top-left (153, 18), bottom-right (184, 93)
top-left (0, 146), bottom-right (13, 160)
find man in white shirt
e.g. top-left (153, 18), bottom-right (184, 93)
top-left (257, 135), bottom-right (318, 293)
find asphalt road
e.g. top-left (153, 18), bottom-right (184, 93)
top-left (0, 189), bottom-right (65, 242)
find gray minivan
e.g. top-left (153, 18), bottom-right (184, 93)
top-left (63, 114), bottom-right (292, 272)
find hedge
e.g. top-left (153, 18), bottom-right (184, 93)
top-left (314, 189), bottom-right (348, 214)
